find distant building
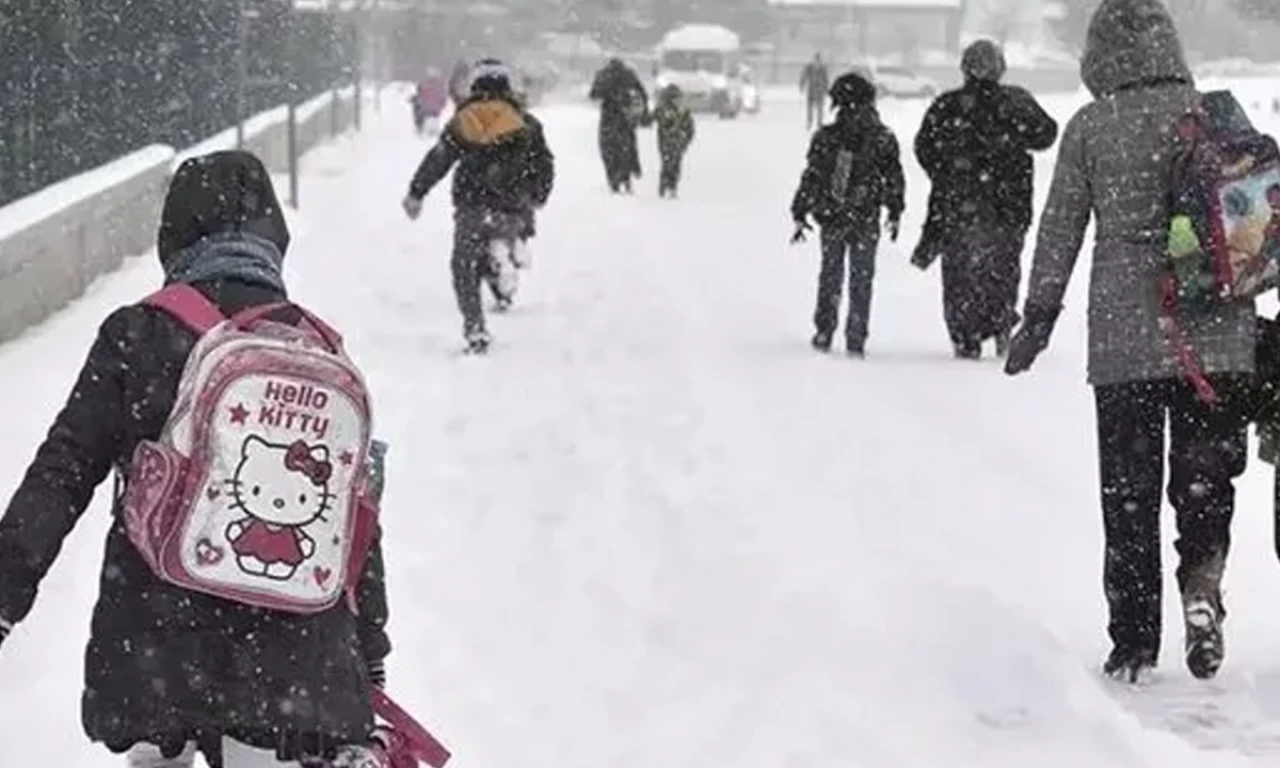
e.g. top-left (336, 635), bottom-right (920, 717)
top-left (766, 0), bottom-right (964, 61)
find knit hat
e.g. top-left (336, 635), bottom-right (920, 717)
top-left (961, 40), bottom-right (1007, 83)
top-left (469, 58), bottom-right (512, 96)
top-left (828, 71), bottom-right (877, 108)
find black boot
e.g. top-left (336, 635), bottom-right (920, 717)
top-left (811, 331), bottom-right (833, 353)
top-left (1102, 645), bottom-right (1157, 684)
top-left (1183, 597), bottom-right (1224, 680)
top-left (1181, 551), bottom-right (1227, 680)
top-left (954, 340), bottom-right (981, 360)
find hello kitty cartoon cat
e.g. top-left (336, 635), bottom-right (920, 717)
top-left (226, 436), bottom-right (336, 580)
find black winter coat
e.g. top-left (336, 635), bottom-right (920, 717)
top-left (791, 106), bottom-right (906, 230)
top-left (408, 95), bottom-right (555, 214)
top-left (0, 280), bottom-right (390, 760)
top-left (0, 151), bottom-right (390, 761)
top-left (914, 81), bottom-right (1058, 259)
top-left (590, 62), bottom-right (649, 183)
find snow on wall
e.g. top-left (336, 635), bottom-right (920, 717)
top-left (0, 145), bottom-right (171, 344)
top-left (0, 89), bottom-right (359, 346)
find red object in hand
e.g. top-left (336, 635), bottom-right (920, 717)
top-left (372, 689), bottom-right (452, 768)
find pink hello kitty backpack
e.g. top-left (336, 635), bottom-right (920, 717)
top-left (121, 284), bottom-right (379, 614)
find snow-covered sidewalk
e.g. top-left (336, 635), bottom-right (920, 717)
top-left (2, 87), bottom-right (1280, 766)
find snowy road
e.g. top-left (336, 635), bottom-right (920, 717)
top-left (3, 86), bottom-right (1280, 766)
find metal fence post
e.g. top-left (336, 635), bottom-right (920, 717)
top-left (236, 0), bottom-right (248, 148)
top-left (288, 0), bottom-right (299, 208)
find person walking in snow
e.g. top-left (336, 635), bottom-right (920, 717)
top-left (402, 59), bottom-right (555, 353)
top-left (1004, 0), bottom-right (1255, 684)
top-left (0, 150), bottom-right (393, 767)
top-left (799, 53), bottom-right (830, 132)
top-left (791, 71), bottom-right (904, 357)
top-left (589, 58), bottom-right (649, 193)
top-left (914, 39), bottom-right (1058, 360)
top-left (654, 84), bottom-right (696, 198)
top-left (411, 66), bottom-right (450, 136)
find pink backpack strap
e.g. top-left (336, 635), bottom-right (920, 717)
top-left (143, 284), bottom-right (226, 335)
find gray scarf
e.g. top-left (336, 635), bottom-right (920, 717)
top-left (163, 232), bottom-right (286, 293)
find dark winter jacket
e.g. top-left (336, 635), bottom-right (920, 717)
top-left (1022, 0), bottom-right (1256, 385)
top-left (590, 60), bottom-right (649, 185)
top-left (654, 96), bottom-right (695, 160)
top-left (800, 61), bottom-right (830, 102)
top-left (0, 151), bottom-right (390, 759)
top-left (408, 94), bottom-right (555, 215)
top-left (590, 59), bottom-right (649, 123)
top-left (915, 79), bottom-right (1058, 241)
top-left (791, 105), bottom-right (905, 230)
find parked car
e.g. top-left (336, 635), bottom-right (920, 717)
top-left (869, 65), bottom-right (939, 99)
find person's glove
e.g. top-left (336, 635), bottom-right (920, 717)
top-left (328, 743), bottom-right (390, 768)
top-left (401, 195), bottom-right (423, 221)
top-left (886, 214), bottom-right (901, 243)
top-left (791, 218), bottom-right (813, 244)
top-left (1004, 303), bottom-right (1063, 375)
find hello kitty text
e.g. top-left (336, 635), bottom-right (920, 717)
top-left (257, 380), bottom-right (331, 439)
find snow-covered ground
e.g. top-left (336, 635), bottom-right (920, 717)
top-left (3, 85), bottom-right (1280, 767)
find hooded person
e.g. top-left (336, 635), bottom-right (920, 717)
top-left (0, 150), bottom-right (393, 766)
top-left (913, 38), bottom-right (1059, 360)
top-left (589, 58), bottom-right (649, 193)
top-left (790, 71), bottom-right (905, 357)
top-left (412, 66), bottom-right (450, 135)
top-left (1005, 0), bottom-right (1255, 684)
top-left (402, 58), bottom-right (556, 351)
top-left (653, 84), bottom-right (696, 198)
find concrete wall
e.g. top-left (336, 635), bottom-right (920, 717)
top-left (0, 89), bottom-right (358, 345)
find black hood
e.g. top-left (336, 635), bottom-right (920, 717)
top-left (157, 150), bottom-right (290, 265)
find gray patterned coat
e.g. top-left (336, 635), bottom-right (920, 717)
top-left (1023, 0), bottom-right (1256, 385)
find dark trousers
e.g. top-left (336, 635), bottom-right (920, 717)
top-left (814, 224), bottom-right (879, 348)
top-left (1094, 377), bottom-right (1248, 659)
top-left (941, 220), bottom-right (1024, 350)
top-left (453, 208), bottom-right (524, 335)
top-left (659, 150), bottom-right (685, 195)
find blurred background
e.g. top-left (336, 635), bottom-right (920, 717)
top-left (3, 0), bottom-right (1280, 208)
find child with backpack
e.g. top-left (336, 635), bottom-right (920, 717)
top-left (0, 151), bottom-right (415, 768)
top-left (402, 58), bottom-right (555, 353)
top-left (653, 84), bottom-right (695, 198)
top-left (790, 71), bottom-right (904, 357)
top-left (1004, 0), bottom-right (1266, 685)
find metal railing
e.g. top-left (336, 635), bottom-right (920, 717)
top-left (0, 0), bottom-right (359, 209)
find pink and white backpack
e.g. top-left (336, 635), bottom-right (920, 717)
top-left (121, 284), bottom-right (379, 614)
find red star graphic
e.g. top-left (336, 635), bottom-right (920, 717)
top-left (339, 450), bottom-right (355, 467)
top-left (229, 403), bottom-right (250, 425)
